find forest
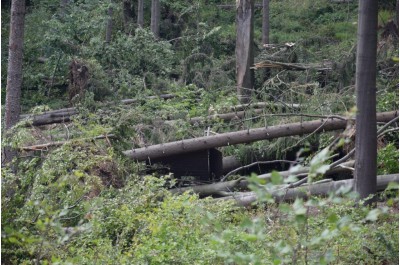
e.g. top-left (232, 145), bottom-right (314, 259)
top-left (1, 0), bottom-right (399, 264)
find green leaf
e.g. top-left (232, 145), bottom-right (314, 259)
top-left (243, 234), bottom-right (258, 242)
top-left (385, 182), bottom-right (399, 191)
top-left (365, 208), bottom-right (381, 221)
top-left (327, 213), bottom-right (339, 224)
top-left (271, 171), bottom-right (283, 185)
top-left (73, 170), bottom-right (85, 177)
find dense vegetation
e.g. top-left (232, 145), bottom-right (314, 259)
top-left (1, 0), bottom-right (399, 264)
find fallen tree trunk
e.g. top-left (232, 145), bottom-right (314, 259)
top-left (217, 4), bottom-right (263, 9)
top-left (124, 111), bottom-right (398, 161)
top-left (222, 156), bottom-right (242, 174)
top-left (253, 60), bottom-right (333, 72)
top-left (219, 174), bottom-right (398, 206)
top-left (166, 102), bottom-right (301, 126)
top-left (21, 108), bottom-right (77, 126)
top-left (170, 160), bottom-right (355, 197)
top-left (231, 102), bottom-right (300, 111)
top-left (20, 94), bottom-right (176, 126)
top-left (20, 134), bottom-right (115, 151)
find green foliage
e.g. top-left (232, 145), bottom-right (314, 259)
top-left (211, 161), bottom-right (398, 265)
top-left (378, 143), bottom-right (399, 175)
top-left (2, 0), bottom-right (399, 264)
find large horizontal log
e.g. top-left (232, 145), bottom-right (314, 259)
top-left (170, 160), bottom-right (355, 197)
top-left (217, 4), bottom-right (263, 9)
top-left (231, 102), bottom-right (300, 111)
top-left (21, 108), bottom-right (77, 126)
top-left (253, 60), bottom-right (333, 72)
top-left (20, 134), bottom-right (115, 151)
top-left (166, 102), bottom-right (300, 126)
top-left (222, 156), bottom-right (242, 174)
top-left (220, 174), bottom-right (399, 206)
top-left (20, 94), bottom-right (176, 126)
top-left (123, 111), bottom-right (398, 161)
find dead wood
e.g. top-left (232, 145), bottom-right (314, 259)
top-left (253, 60), bottom-right (333, 72)
top-left (166, 102), bottom-right (301, 126)
top-left (169, 160), bottom-right (355, 197)
top-left (21, 134), bottom-right (116, 151)
top-left (123, 111), bottom-right (398, 161)
top-left (20, 94), bottom-right (175, 126)
top-left (68, 59), bottom-right (89, 104)
top-left (217, 4), bottom-right (263, 9)
top-left (219, 174), bottom-right (398, 206)
top-left (222, 156), bottom-right (242, 174)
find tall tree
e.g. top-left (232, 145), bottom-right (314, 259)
top-left (3, 0), bottom-right (26, 166)
top-left (236, 0), bottom-right (255, 103)
top-left (137, 0), bottom-right (144, 28)
top-left (261, 0), bottom-right (270, 83)
top-left (151, 0), bottom-right (160, 38)
top-left (123, 0), bottom-right (134, 34)
top-left (262, 0), bottom-right (269, 45)
top-left (105, 1), bottom-right (113, 44)
top-left (60, 0), bottom-right (70, 17)
top-left (354, 0), bottom-right (379, 203)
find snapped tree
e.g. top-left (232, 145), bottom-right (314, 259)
top-left (236, 0), bottom-right (255, 103)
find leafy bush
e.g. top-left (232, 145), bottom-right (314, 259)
top-left (378, 143), bottom-right (399, 175)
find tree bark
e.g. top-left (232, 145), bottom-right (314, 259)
top-left (20, 94), bottom-right (176, 126)
top-left (123, 111), bottom-right (398, 161)
top-left (262, 0), bottom-right (269, 45)
top-left (170, 160), bottom-right (355, 197)
top-left (354, 0), bottom-right (378, 203)
top-left (3, 0), bottom-right (26, 166)
top-left (105, 1), bottom-right (113, 44)
top-left (236, 0), bottom-right (255, 103)
top-left (151, 0), bottom-right (160, 38)
top-left (60, 0), bottom-right (70, 17)
top-left (220, 174), bottom-right (398, 206)
top-left (21, 134), bottom-right (115, 151)
top-left (217, 4), bottom-right (263, 9)
top-left (137, 0), bottom-right (144, 28)
top-left (123, 0), bottom-right (134, 34)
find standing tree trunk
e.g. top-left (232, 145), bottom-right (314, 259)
top-left (261, 0), bottom-right (270, 84)
top-left (137, 0), bottom-right (144, 28)
top-left (3, 0), bottom-right (26, 166)
top-left (236, 0), bottom-right (254, 104)
top-left (123, 0), bottom-right (134, 34)
top-left (60, 0), bottom-right (70, 18)
top-left (105, 1), bottom-right (113, 44)
top-left (262, 0), bottom-right (269, 45)
top-left (151, 0), bottom-right (160, 38)
top-left (354, 0), bottom-right (378, 203)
